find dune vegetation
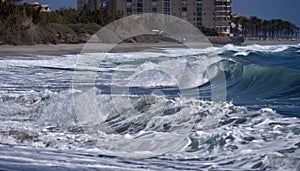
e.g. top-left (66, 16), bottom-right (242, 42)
top-left (0, 2), bottom-right (123, 45)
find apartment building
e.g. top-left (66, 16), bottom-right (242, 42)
top-left (111, 0), bottom-right (204, 27)
top-left (77, 0), bottom-right (107, 10)
top-left (77, 0), bottom-right (232, 35)
top-left (214, 0), bottom-right (231, 34)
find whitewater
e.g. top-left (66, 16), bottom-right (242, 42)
top-left (0, 44), bottom-right (300, 170)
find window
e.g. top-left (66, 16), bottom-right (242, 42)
top-left (137, 3), bottom-right (143, 8)
top-left (163, 0), bottom-right (171, 15)
top-left (181, 1), bottom-right (187, 11)
top-left (126, 2), bottom-right (132, 8)
top-left (136, 0), bottom-right (143, 14)
top-left (127, 8), bottom-right (132, 12)
top-left (152, 0), bottom-right (157, 7)
top-left (137, 8), bottom-right (143, 13)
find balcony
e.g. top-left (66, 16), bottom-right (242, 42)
top-left (215, 5), bottom-right (232, 8)
top-left (216, 0), bottom-right (231, 1)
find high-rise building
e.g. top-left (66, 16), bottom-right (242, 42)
top-left (110, 0), bottom-right (205, 28)
top-left (113, 0), bottom-right (232, 34)
top-left (77, 0), bottom-right (107, 10)
top-left (214, 0), bottom-right (231, 34)
top-left (78, 0), bottom-right (232, 35)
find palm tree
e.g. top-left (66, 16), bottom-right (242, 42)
top-left (232, 16), bottom-right (299, 40)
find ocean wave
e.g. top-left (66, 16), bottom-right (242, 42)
top-left (233, 51), bottom-right (250, 57)
top-left (218, 44), bottom-right (300, 57)
top-left (0, 55), bottom-right (76, 69)
top-left (0, 89), bottom-right (299, 168)
top-left (159, 44), bottom-right (300, 58)
top-left (1, 44), bottom-right (300, 169)
top-left (126, 59), bottom-right (212, 88)
top-left (224, 63), bottom-right (300, 118)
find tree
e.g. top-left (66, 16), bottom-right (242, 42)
top-left (232, 16), bottom-right (299, 40)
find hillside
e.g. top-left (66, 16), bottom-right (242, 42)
top-left (0, 2), bottom-right (121, 45)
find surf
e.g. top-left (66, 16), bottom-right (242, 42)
top-left (0, 43), bottom-right (300, 169)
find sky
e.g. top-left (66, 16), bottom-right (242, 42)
top-left (232, 0), bottom-right (300, 26)
top-left (25, 0), bottom-right (300, 26)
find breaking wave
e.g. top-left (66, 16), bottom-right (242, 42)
top-left (1, 43), bottom-right (300, 170)
top-left (0, 88), bottom-right (299, 170)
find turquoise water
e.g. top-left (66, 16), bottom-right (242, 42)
top-left (0, 44), bottom-right (299, 170)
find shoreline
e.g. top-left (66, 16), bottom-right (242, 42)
top-left (0, 44), bottom-right (84, 57)
top-left (0, 43), bottom-right (188, 56)
top-left (0, 40), bottom-right (299, 57)
top-left (242, 39), bottom-right (300, 46)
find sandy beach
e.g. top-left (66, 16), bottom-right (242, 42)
top-left (0, 44), bottom-right (85, 57)
top-left (0, 43), bottom-right (189, 56)
top-left (0, 40), bottom-right (299, 57)
top-left (242, 39), bottom-right (300, 46)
